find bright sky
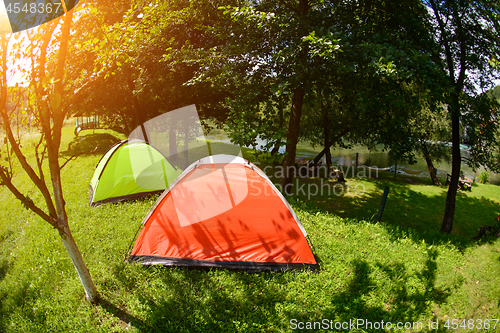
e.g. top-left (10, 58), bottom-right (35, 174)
top-left (0, 0), bottom-right (31, 86)
top-left (1, 30), bottom-right (30, 86)
top-left (0, 0), bottom-right (13, 33)
top-left (0, 1), bottom-right (74, 86)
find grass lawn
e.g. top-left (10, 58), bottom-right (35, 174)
top-left (0, 127), bottom-right (499, 332)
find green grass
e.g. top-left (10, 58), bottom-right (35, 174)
top-left (276, 167), bottom-right (500, 241)
top-left (0, 127), bottom-right (499, 332)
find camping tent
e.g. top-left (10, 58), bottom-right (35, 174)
top-left (89, 140), bottom-right (179, 206)
top-left (128, 155), bottom-right (318, 271)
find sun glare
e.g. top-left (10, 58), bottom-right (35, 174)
top-left (0, 0), bottom-right (13, 34)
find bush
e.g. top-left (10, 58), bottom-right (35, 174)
top-left (479, 170), bottom-right (490, 184)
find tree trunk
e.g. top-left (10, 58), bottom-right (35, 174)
top-left (1, 5), bottom-right (99, 305)
top-left (355, 153), bottom-right (358, 174)
top-left (279, 0), bottom-right (310, 194)
top-left (429, 0), bottom-right (466, 234)
top-left (325, 143), bottom-right (332, 175)
top-left (280, 86), bottom-right (305, 194)
top-left (169, 117), bottom-right (178, 166)
top-left (420, 139), bottom-right (442, 186)
top-left (128, 78), bottom-right (149, 143)
top-left (183, 118), bottom-right (189, 168)
top-left (441, 100), bottom-right (461, 233)
top-left (51, 10), bottom-right (99, 301)
top-left (270, 99), bottom-right (285, 157)
top-left (48, 111), bottom-right (99, 302)
top-left (312, 128), bottom-right (350, 165)
top-left (270, 140), bottom-right (281, 156)
top-left (324, 110), bottom-right (331, 173)
top-left (60, 230), bottom-right (98, 302)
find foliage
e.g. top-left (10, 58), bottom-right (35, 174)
top-left (479, 170), bottom-right (490, 184)
top-left (225, 100), bottom-right (287, 162)
top-left (68, 0), bottom-right (236, 133)
top-left (487, 85), bottom-right (500, 101)
top-left (192, 0), bottom-right (445, 170)
top-left (424, 0), bottom-right (500, 233)
top-left (461, 92), bottom-right (500, 172)
top-left (296, 0), bottom-right (447, 171)
top-left (66, 0), bottom-right (149, 133)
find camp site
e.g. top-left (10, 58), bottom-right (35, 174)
top-left (1, 1), bottom-right (500, 332)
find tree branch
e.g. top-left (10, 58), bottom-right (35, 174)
top-left (60, 155), bottom-right (78, 170)
top-left (0, 166), bottom-right (59, 230)
top-left (34, 21), bottom-right (58, 152)
top-left (312, 127), bottom-right (351, 165)
top-left (1, 32), bottom-right (58, 219)
top-left (429, 0), bottom-right (456, 84)
top-left (34, 134), bottom-right (47, 184)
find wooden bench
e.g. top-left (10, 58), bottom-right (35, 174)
top-left (446, 174), bottom-right (472, 191)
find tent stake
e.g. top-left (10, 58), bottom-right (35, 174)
top-left (377, 186), bottom-right (390, 222)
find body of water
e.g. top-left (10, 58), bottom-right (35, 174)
top-left (204, 131), bottom-right (500, 185)
top-left (297, 142), bottom-right (500, 185)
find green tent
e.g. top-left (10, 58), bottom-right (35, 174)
top-left (89, 140), bottom-right (179, 206)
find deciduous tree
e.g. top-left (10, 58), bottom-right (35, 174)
top-left (425, 0), bottom-right (500, 233)
top-left (0, 11), bottom-right (98, 302)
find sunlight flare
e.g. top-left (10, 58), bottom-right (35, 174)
top-left (0, 0), bottom-right (13, 34)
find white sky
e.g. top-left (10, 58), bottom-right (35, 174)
top-left (0, 0), bottom-right (12, 33)
top-left (0, 0), bottom-right (31, 86)
top-left (2, 30), bottom-right (31, 86)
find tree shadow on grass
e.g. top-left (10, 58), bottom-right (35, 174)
top-left (109, 263), bottom-right (298, 332)
top-left (372, 182), bottom-right (500, 251)
top-left (0, 231), bottom-right (12, 333)
top-left (298, 175), bottom-right (500, 251)
top-left (105, 251), bottom-right (457, 333)
top-left (318, 251), bottom-right (451, 332)
top-left (0, 230), bottom-right (36, 333)
top-left (61, 133), bottom-right (122, 157)
top-left (97, 297), bottom-right (148, 331)
top-left (0, 230), bottom-right (13, 282)
top-left (0, 279), bottom-right (37, 333)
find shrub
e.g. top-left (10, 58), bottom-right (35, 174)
top-left (479, 170), bottom-right (490, 184)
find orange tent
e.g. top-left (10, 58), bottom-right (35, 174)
top-left (128, 155), bottom-right (318, 271)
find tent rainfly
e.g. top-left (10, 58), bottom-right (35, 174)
top-left (128, 155), bottom-right (318, 271)
top-left (89, 140), bottom-right (179, 207)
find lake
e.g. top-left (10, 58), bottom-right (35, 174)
top-left (204, 131), bottom-right (500, 185)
